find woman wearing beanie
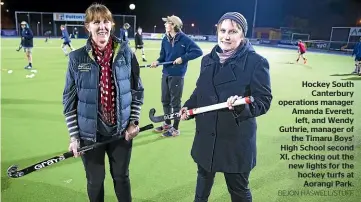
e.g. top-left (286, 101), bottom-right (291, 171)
top-left (179, 12), bottom-right (272, 202)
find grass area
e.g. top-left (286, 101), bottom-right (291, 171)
top-left (1, 38), bottom-right (360, 202)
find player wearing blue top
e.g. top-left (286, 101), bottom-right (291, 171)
top-left (19, 21), bottom-right (34, 69)
top-left (120, 23), bottom-right (130, 42)
top-left (150, 15), bottom-right (203, 137)
top-left (60, 25), bottom-right (74, 56)
top-left (351, 37), bottom-right (361, 75)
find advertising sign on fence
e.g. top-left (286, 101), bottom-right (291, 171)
top-left (1, 30), bottom-right (17, 36)
top-left (349, 27), bottom-right (361, 36)
top-left (53, 13), bottom-right (85, 22)
top-left (188, 35), bottom-right (208, 41)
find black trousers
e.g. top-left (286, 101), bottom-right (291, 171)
top-left (194, 164), bottom-right (252, 202)
top-left (80, 136), bottom-right (133, 202)
top-left (161, 75), bottom-right (184, 121)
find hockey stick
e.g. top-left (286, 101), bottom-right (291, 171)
top-left (7, 124), bottom-right (154, 178)
top-left (139, 61), bottom-right (174, 68)
top-left (149, 96), bottom-right (254, 123)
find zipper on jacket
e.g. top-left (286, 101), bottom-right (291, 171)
top-left (88, 50), bottom-right (99, 143)
top-left (94, 62), bottom-right (99, 143)
top-left (112, 59), bottom-right (121, 134)
top-left (112, 42), bottom-right (122, 135)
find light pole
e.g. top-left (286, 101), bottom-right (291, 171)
top-left (252, 0), bottom-right (258, 38)
top-left (154, 25), bottom-right (156, 33)
top-left (129, 4), bottom-right (135, 35)
top-left (48, 22), bottom-right (52, 36)
top-left (37, 22), bottom-right (40, 36)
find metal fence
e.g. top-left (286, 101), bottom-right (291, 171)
top-left (15, 11), bottom-right (137, 38)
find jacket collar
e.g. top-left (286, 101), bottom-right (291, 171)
top-left (205, 38), bottom-right (254, 66)
top-left (166, 31), bottom-right (182, 42)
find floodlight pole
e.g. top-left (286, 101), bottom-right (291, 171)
top-left (252, 0), bottom-right (258, 38)
top-left (15, 11), bottom-right (19, 36)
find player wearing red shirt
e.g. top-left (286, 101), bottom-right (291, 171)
top-left (296, 40), bottom-right (307, 64)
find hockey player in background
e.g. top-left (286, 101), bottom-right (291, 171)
top-left (134, 27), bottom-right (147, 62)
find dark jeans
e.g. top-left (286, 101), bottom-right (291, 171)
top-left (195, 164), bottom-right (252, 202)
top-left (161, 75), bottom-right (184, 123)
top-left (80, 136), bottom-right (133, 202)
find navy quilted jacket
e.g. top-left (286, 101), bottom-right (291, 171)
top-left (62, 36), bottom-right (144, 142)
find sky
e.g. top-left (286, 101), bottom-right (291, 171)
top-left (3, 0), bottom-right (361, 39)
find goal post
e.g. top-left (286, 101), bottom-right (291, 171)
top-left (291, 33), bottom-right (310, 41)
top-left (15, 11), bottom-right (54, 36)
top-left (302, 27), bottom-right (360, 52)
top-left (329, 27), bottom-right (361, 51)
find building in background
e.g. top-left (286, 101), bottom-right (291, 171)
top-left (254, 27), bottom-right (281, 40)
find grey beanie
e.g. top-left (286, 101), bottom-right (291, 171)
top-left (218, 12), bottom-right (248, 36)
